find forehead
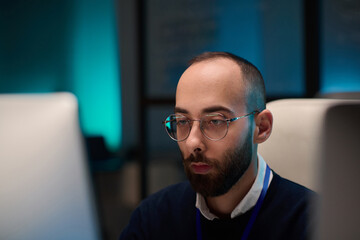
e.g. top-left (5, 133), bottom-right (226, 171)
top-left (175, 58), bottom-right (246, 116)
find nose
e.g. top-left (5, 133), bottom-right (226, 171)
top-left (185, 121), bottom-right (206, 154)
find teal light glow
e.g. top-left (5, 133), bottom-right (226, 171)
top-left (321, 72), bottom-right (360, 93)
top-left (71, 0), bottom-right (121, 151)
top-left (321, 55), bottom-right (360, 94)
top-left (321, 0), bottom-right (360, 95)
top-left (0, 0), bottom-right (122, 151)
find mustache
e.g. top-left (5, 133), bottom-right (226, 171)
top-left (184, 154), bottom-right (211, 164)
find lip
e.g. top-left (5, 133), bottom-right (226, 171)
top-left (190, 163), bottom-right (212, 174)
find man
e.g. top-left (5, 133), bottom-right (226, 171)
top-left (120, 52), bottom-right (314, 240)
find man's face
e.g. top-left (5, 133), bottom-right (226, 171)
top-left (175, 58), bottom-right (256, 197)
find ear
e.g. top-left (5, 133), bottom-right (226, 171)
top-left (254, 109), bottom-right (273, 144)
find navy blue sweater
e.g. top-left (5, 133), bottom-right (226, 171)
top-left (120, 172), bottom-right (315, 240)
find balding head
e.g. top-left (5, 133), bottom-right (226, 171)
top-left (176, 57), bottom-right (245, 117)
top-left (187, 52), bottom-right (266, 113)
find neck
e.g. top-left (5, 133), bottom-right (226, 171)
top-left (206, 157), bottom-right (258, 219)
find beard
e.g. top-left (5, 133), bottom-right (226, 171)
top-left (182, 129), bottom-right (253, 197)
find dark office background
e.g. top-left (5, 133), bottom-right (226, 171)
top-left (1, 0), bottom-right (360, 239)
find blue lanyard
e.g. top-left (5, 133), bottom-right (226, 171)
top-left (196, 164), bottom-right (271, 240)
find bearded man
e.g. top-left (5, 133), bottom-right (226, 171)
top-left (120, 52), bottom-right (315, 240)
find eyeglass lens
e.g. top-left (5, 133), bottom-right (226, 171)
top-left (164, 114), bottom-right (229, 141)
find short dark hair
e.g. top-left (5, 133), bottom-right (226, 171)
top-left (188, 52), bottom-right (266, 112)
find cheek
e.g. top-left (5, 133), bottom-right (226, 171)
top-left (206, 142), bottom-right (231, 158)
top-left (222, 130), bottom-right (243, 146)
top-left (227, 122), bottom-right (254, 143)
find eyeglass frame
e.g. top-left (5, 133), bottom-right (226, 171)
top-left (163, 110), bottom-right (260, 142)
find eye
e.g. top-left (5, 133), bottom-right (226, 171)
top-left (209, 119), bottom-right (224, 126)
top-left (176, 119), bottom-right (188, 126)
top-left (177, 120), bottom-right (187, 125)
top-left (203, 115), bottom-right (226, 127)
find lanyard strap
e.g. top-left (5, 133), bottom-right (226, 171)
top-left (196, 164), bottom-right (271, 240)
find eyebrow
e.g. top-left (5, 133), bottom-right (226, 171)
top-left (174, 106), bottom-right (235, 115)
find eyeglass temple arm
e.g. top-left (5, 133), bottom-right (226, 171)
top-left (228, 110), bottom-right (260, 122)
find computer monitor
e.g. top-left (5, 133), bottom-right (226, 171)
top-left (315, 103), bottom-right (360, 240)
top-left (0, 92), bottom-right (100, 240)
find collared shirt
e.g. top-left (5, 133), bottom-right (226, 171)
top-left (195, 154), bottom-right (273, 220)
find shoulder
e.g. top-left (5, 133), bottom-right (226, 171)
top-left (265, 171), bottom-right (316, 213)
top-left (140, 181), bottom-right (195, 209)
top-left (256, 172), bottom-right (316, 239)
top-left (119, 181), bottom-right (197, 240)
top-left (133, 181), bottom-right (195, 225)
top-left (269, 172), bottom-right (316, 203)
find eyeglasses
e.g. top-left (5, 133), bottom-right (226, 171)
top-left (163, 111), bottom-right (259, 142)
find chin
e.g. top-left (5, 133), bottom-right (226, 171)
top-left (181, 129), bottom-right (254, 197)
